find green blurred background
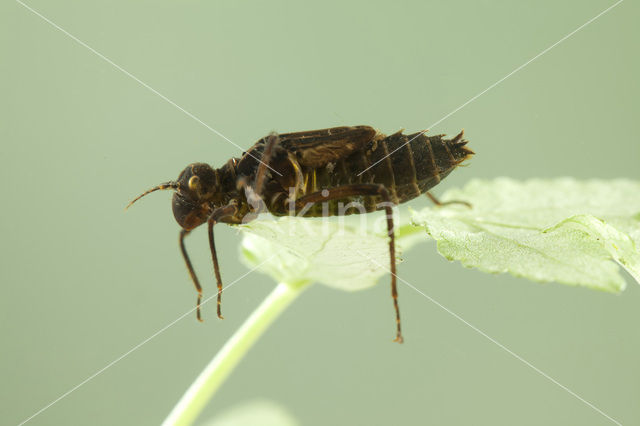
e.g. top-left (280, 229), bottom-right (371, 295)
top-left (2, 1), bottom-right (638, 425)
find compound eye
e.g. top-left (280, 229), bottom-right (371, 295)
top-left (188, 175), bottom-right (200, 192)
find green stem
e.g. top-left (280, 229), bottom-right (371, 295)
top-left (162, 281), bottom-right (310, 426)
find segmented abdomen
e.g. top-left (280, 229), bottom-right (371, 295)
top-left (295, 130), bottom-right (472, 217)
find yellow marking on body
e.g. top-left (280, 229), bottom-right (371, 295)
top-left (287, 152), bottom-right (305, 196)
top-left (311, 169), bottom-right (317, 193)
top-left (302, 171), bottom-right (310, 196)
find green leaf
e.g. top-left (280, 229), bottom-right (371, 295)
top-left (239, 215), bottom-right (423, 291)
top-left (412, 178), bottom-right (640, 292)
top-left (238, 178), bottom-right (640, 293)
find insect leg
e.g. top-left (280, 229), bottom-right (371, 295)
top-left (179, 229), bottom-right (203, 322)
top-left (207, 222), bottom-right (223, 319)
top-left (295, 183), bottom-right (403, 343)
top-left (207, 204), bottom-right (238, 319)
top-left (254, 132), bottom-right (280, 199)
top-left (426, 191), bottom-right (472, 209)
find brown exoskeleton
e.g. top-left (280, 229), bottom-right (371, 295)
top-left (127, 125), bottom-right (473, 343)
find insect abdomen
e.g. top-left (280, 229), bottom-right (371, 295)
top-left (299, 131), bottom-right (472, 216)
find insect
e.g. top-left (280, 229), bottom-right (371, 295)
top-left (127, 125), bottom-right (473, 343)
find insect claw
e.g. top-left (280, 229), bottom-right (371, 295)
top-left (393, 335), bottom-right (404, 344)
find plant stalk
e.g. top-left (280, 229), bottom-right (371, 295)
top-left (162, 281), bottom-right (309, 426)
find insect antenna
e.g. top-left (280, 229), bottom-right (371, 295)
top-left (125, 182), bottom-right (179, 210)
